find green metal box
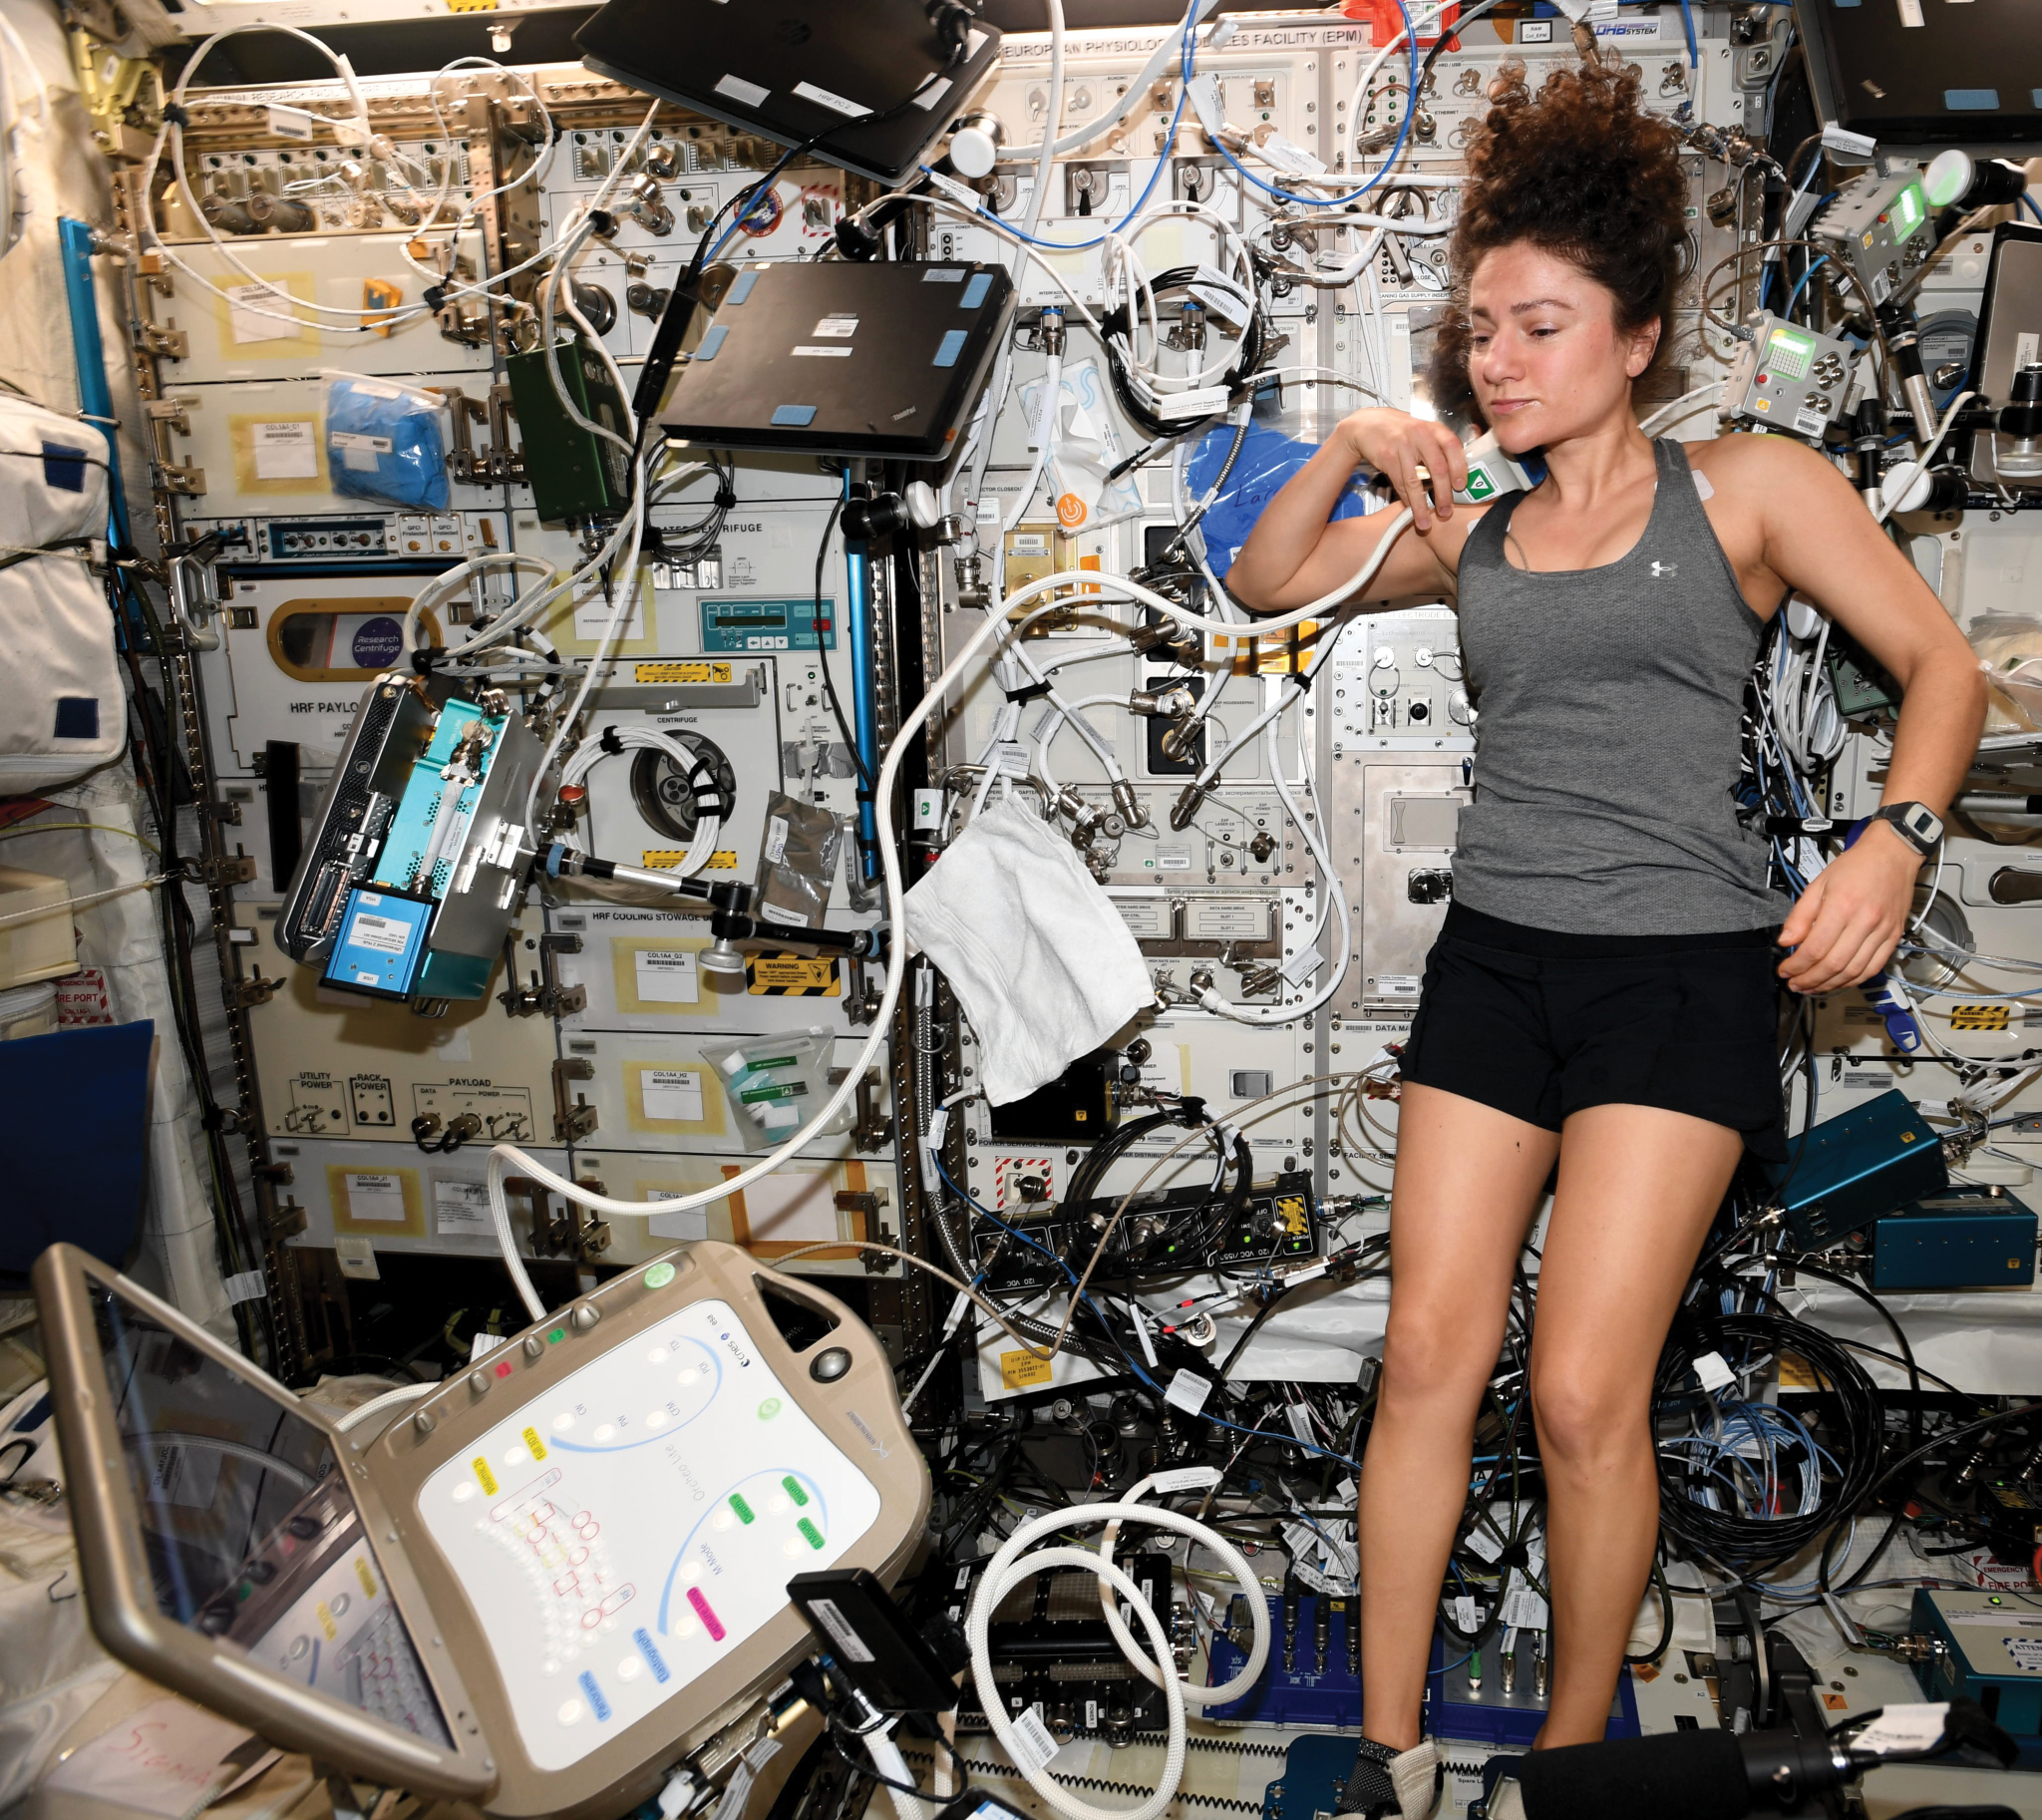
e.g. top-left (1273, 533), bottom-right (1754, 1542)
top-left (505, 337), bottom-right (633, 522)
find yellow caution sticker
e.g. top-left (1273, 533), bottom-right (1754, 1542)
top-left (1001, 1348), bottom-right (1055, 1390)
top-left (1777, 1351), bottom-right (1819, 1390)
top-left (523, 1425), bottom-right (547, 1462)
top-left (634, 661), bottom-right (733, 685)
top-left (1274, 1194), bottom-right (1310, 1237)
top-left (747, 952), bottom-right (842, 996)
top-left (316, 1600), bottom-right (338, 1640)
top-left (1949, 1003), bottom-right (2011, 1031)
top-left (354, 1555), bottom-right (378, 1600)
top-left (642, 850), bottom-right (740, 872)
top-left (472, 1456), bottom-right (499, 1496)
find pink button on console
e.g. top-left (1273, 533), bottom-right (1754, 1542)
top-left (685, 1587), bottom-right (726, 1641)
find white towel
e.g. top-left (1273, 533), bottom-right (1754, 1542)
top-left (902, 794), bottom-right (1154, 1105)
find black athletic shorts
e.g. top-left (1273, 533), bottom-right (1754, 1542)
top-left (1399, 902), bottom-right (1789, 1162)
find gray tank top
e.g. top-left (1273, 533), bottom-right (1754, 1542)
top-left (1451, 437), bottom-right (1782, 935)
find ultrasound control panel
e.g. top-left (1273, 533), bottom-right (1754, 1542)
top-left (416, 1294), bottom-right (883, 1771)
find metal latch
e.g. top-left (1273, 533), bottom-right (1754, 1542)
top-left (551, 1056), bottom-right (597, 1141)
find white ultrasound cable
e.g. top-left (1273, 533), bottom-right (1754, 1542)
top-left (483, 533), bottom-right (1412, 1321)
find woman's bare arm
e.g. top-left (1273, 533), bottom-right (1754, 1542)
top-left (1714, 435), bottom-right (1987, 991)
top-left (1227, 409), bottom-right (1482, 613)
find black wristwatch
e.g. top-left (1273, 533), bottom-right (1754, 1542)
top-left (1872, 801), bottom-right (1944, 858)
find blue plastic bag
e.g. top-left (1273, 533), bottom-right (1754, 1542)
top-left (323, 371), bottom-right (450, 512)
top-left (1185, 421), bottom-right (1378, 579)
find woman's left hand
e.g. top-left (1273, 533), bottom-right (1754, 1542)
top-left (1776, 824), bottom-right (1926, 994)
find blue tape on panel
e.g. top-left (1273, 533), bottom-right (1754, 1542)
top-left (961, 272), bottom-right (992, 309)
top-left (695, 323), bottom-right (729, 361)
top-left (933, 329), bottom-right (968, 368)
top-left (726, 270), bottom-right (760, 305)
top-left (922, 267), bottom-right (965, 282)
top-left (772, 405), bottom-right (818, 426)
top-left (1946, 90), bottom-right (2000, 111)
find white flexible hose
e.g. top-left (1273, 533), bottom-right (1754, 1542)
top-left (480, 535), bottom-right (1408, 1321)
top-left (862, 1723), bottom-right (926, 1820)
top-left (969, 1542), bottom-right (1184, 1820)
top-left (1092, 1475), bottom-right (1271, 1705)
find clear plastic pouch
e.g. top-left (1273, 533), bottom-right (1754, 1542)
top-left (754, 791), bottom-right (841, 931)
top-left (322, 370), bottom-right (451, 512)
top-left (701, 1029), bottom-right (839, 1152)
top-left (1969, 612), bottom-right (2042, 735)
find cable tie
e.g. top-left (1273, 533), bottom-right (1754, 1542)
top-left (1003, 680), bottom-right (1055, 704)
top-left (423, 283), bottom-right (448, 312)
top-left (598, 725), bottom-right (625, 755)
top-left (162, 102), bottom-right (189, 127)
top-left (714, 487), bottom-right (738, 509)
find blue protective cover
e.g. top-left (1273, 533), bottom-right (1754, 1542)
top-left (0, 1021), bottom-right (154, 1276)
top-left (325, 375), bottom-right (450, 512)
top-left (1187, 422), bottom-right (1377, 579)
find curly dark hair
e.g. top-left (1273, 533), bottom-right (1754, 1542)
top-left (1432, 51), bottom-right (1689, 424)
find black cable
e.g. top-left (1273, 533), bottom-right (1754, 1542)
top-left (1623, 1558), bottom-right (1678, 1667)
top-left (1652, 1307), bottom-right (1882, 1564)
top-left (811, 495), bottom-right (869, 790)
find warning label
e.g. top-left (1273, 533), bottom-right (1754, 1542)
top-left (747, 952), bottom-right (842, 996)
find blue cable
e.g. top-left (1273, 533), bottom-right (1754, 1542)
top-left (1194, 0), bottom-right (1418, 208)
top-left (950, 64), bottom-right (1191, 252)
top-left (2024, 193), bottom-right (2042, 226)
top-left (1784, 254), bottom-right (1828, 324)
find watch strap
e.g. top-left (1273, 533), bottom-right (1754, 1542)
top-left (1874, 801), bottom-right (1942, 857)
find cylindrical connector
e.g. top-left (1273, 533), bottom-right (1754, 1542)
top-left (954, 550), bottom-right (988, 611)
top-left (1112, 778), bottom-right (1149, 830)
top-left (1040, 306), bottom-right (1066, 358)
top-left (1997, 365), bottom-right (2042, 478)
top-left (1501, 1640), bottom-right (1519, 1695)
top-left (1055, 786), bottom-right (1101, 849)
top-left (245, 191), bottom-right (314, 232)
top-left (1170, 781), bottom-right (1208, 832)
top-left (1532, 1631), bottom-right (1549, 1700)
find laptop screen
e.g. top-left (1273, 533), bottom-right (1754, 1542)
top-left (88, 1280), bottom-right (451, 1749)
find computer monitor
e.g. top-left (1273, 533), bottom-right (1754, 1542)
top-left (574, 0), bottom-right (1003, 188)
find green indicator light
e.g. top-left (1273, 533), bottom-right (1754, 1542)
top-left (644, 1262), bottom-right (676, 1288)
top-left (798, 1518), bottom-right (825, 1550)
top-left (783, 1475), bottom-right (810, 1507)
top-left (758, 1397), bottom-right (783, 1420)
top-left (1893, 181), bottom-right (1924, 240)
top-left (547, 1327), bottom-right (565, 1344)
top-left (730, 1494), bottom-right (755, 1525)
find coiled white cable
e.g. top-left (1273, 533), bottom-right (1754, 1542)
top-left (1091, 1475), bottom-right (1271, 1706)
top-left (558, 725), bottom-right (724, 879)
top-left (966, 1501), bottom-right (1268, 1820)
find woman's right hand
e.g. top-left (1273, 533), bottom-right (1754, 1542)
top-left (1338, 408), bottom-right (1471, 534)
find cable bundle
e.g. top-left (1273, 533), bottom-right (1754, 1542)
top-left (1653, 1308), bottom-right (1883, 1565)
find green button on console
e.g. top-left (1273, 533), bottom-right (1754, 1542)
top-left (547, 1327), bottom-right (565, 1344)
top-left (644, 1262), bottom-right (675, 1288)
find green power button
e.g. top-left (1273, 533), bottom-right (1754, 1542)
top-left (644, 1262), bottom-right (676, 1288)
